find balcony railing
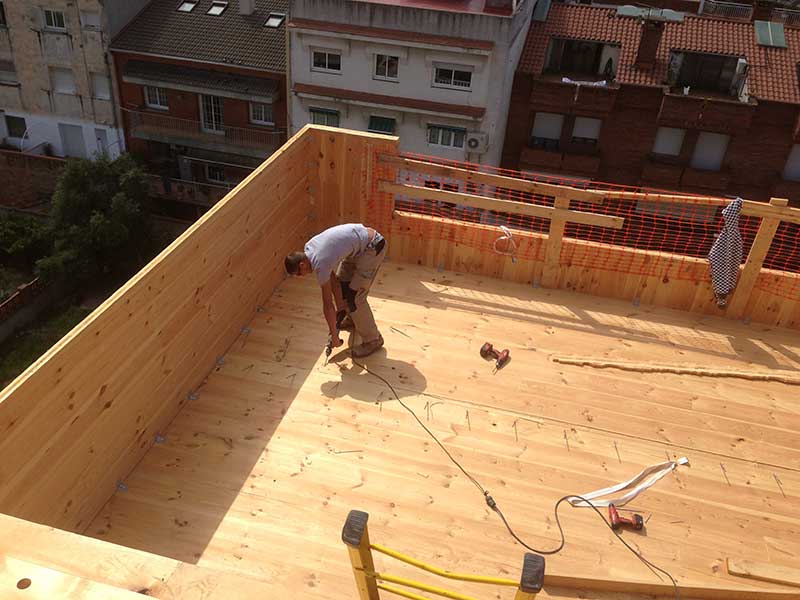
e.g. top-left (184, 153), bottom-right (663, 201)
top-left (124, 108), bottom-right (285, 152)
top-left (773, 7), bottom-right (800, 27)
top-left (700, 0), bottom-right (753, 21)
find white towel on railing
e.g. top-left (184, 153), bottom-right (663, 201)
top-left (708, 197), bottom-right (743, 300)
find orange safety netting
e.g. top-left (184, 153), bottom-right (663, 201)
top-left (368, 151), bottom-right (800, 301)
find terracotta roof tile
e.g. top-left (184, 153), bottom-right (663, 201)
top-left (519, 4), bottom-right (800, 105)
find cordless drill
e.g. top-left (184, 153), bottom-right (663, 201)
top-left (480, 342), bottom-right (510, 370)
top-left (608, 504), bottom-right (644, 531)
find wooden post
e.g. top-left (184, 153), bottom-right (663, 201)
top-left (514, 553), bottom-right (545, 599)
top-left (727, 197), bottom-right (788, 320)
top-left (541, 195), bottom-right (569, 288)
top-left (342, 510), bottom-right (380, 600)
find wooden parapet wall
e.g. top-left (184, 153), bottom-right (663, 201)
top-left (0, 126), bottom-right (398, 532)
top-left (375, 154), bottom-right (800, 329)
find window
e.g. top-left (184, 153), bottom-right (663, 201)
top-left (433, 66), bottom-right (472, 89)
top-left (80, 11), bottom-right (101, 29)
top-left (177, 0), bottom-right (198, 11)
top-left (690, 131), bottom-right (729, 171)
top-left (95, 128), bottom-right (108, 154)
top-left (50, 68), bottom-right (76, 94)
top-left (670, 52), bottom-right (746, 96)
top-left (427, 124), bottom-right (466, 149)
top-left (145, 86), bottom-right (168, 109)
top-left (5, 115), bottom-right (26, 138)
top-left (652, 127), bottom-right (686, 157)
top-left (755, 20), bottom-right (786, 48)
top-left (571, 117), bottom-right (601, 146)
top-left (43, 8), bottom-right (66, 30)
top-left (530, 112), bottom-right (563, 150)
top-left (783, 145), bottom-right (800, 182)
top-left (312, 51), bottom-right (341, 73)
top-left (368, 115), bottom-right (396, 134)
top-left (207, 1), bottom-right (228, 15)
top-left (264, 12), bottom-right (284, 27)
top-left (201, 95), bottom-right (224, 132)
top-left (309, 107), bottom-right (339, 127)
top-left (91, 73), bottom-right (111, 100)
top-left (375, 54), bottom-right (399, 80)
top-left (546, 39), bottom-right (620, 79)
top-left (207, 164), bottom-right (226, 183)
top-left (250, 102), bottom-right (274, 125)
top-left (0, 60), bottom-right (16, 84)
top-left (0, 2), bottom-right (7, 27)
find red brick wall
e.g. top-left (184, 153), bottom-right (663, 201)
top-left (112, 52), bottom-right (287, 152)
top-left (502, 76), bottom-right (800, 204)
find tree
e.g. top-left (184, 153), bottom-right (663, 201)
top-left (0, 211), bottom-right (52, 269)
top-left (35, 154), bottom-right (154, 284)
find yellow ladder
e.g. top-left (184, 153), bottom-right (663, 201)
top-left (342, 510), bottom-right (545, 600)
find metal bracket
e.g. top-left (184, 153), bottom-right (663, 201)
top-left (216, 356), bottom-right (225, 366)
top-left (116, 481), bottom-right (128, 493)
top-left (742, 317), bottom-right (751, 325)
top-left (187, 391), bottom-right (198, 401)
top-left (154, 434), bottom-right (166, 444)
top-left (437, 263), bottom-right (444, 273)
top-left (256, 305), bottom-right (266, 313)
top-left (632, 297), bottom-right (641, 307)
top-left (532, 280), bottom-right (540, 288)
top-left (241, 327), bottom-right (252, 335)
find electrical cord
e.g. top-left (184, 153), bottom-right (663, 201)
top-left (350, 356), bottom-right (681, 600)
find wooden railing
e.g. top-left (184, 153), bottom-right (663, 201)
top-left (374, 153), bottom-right (800, 328)
top-left (125, 109), bottom-right (286, 151)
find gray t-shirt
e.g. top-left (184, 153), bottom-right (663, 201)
top-left (304, 223), bottom-right (370, 285)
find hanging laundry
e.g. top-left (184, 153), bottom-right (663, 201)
top-left (708, 197), bottom-right (743, 308)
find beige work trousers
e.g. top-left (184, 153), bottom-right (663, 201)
top-left (336, 243), bottom-right (386, 343)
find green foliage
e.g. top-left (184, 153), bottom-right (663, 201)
top-left (35, 154), bottom-right (154, 283)
top-left (0, 211), bottom-right (52, 268)
top-left (0, 304), bottom-right (92, 387)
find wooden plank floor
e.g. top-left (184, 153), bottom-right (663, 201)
top-left (87, 263), bottom-right (800, 599)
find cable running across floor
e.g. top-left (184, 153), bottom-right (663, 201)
top-left (350, 356), bottom-right (681, 600)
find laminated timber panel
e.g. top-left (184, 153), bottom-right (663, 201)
top-left (389, 212), bottom-right (800, 329)
top-left (0, 126), bottom-right (320, 531)
top-left (86, 266), bottom-right (800, 599)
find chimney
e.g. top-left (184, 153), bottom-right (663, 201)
top-left (239, 0), bottom-right (255, 16)
top-left (635, 20), bottom-right (664, 69)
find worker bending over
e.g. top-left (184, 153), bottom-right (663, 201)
top-left (285, 223), bottom-right (386, 358)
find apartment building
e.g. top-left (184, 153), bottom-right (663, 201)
top-left (287, 0), bottom-right (536, 166)
top-left (111, 0), bottom-right (288, 191)
top-left (502, 0), bottom-right (800, 203)
top-left (0, 0), bottom-right (146, 158)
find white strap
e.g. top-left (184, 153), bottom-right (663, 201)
top-left (493, 226), bottom-right (517, 263)
top-left (569, 457), bottom-right (689, 508)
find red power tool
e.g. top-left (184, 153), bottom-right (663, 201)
top-left (608, 504), bottom-right (644, 531)
top-left (480, 342), bottom-right (510, 370)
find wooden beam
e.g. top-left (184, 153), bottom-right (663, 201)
top-left (728, 558), bottom-right (800, 588)
top-left (379, 181), bottom-right (624, 229)
top-left (541, 195), bottom-right (570, 288)
top-left (378, 154), bottom-right (606, 203)
top-left (727, 197), bottom-right (788, 319)
top-left (602, 191), bottom-right (800, 224)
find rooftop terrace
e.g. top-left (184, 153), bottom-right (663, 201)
top-left (1, 127), bottom-right (800, 599)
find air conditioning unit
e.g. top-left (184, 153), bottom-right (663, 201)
top-left (465, 132), bottom-right (489, 154)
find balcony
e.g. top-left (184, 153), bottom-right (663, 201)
top-left (700, 0), bottom-right (753, 21)
top-left (530, 78), bottom-right (617, 115)
top-left (773, 7), bottom-right (800, 27)
top-left (657, 92), bottom-right (755, 133)
top-left (125, 109), bottom-right (285, 159)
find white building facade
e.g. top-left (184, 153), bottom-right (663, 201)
top-left (288, 0), bottom-right (536, 166)
top-left (0, 0), bottom-right (146, 158)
